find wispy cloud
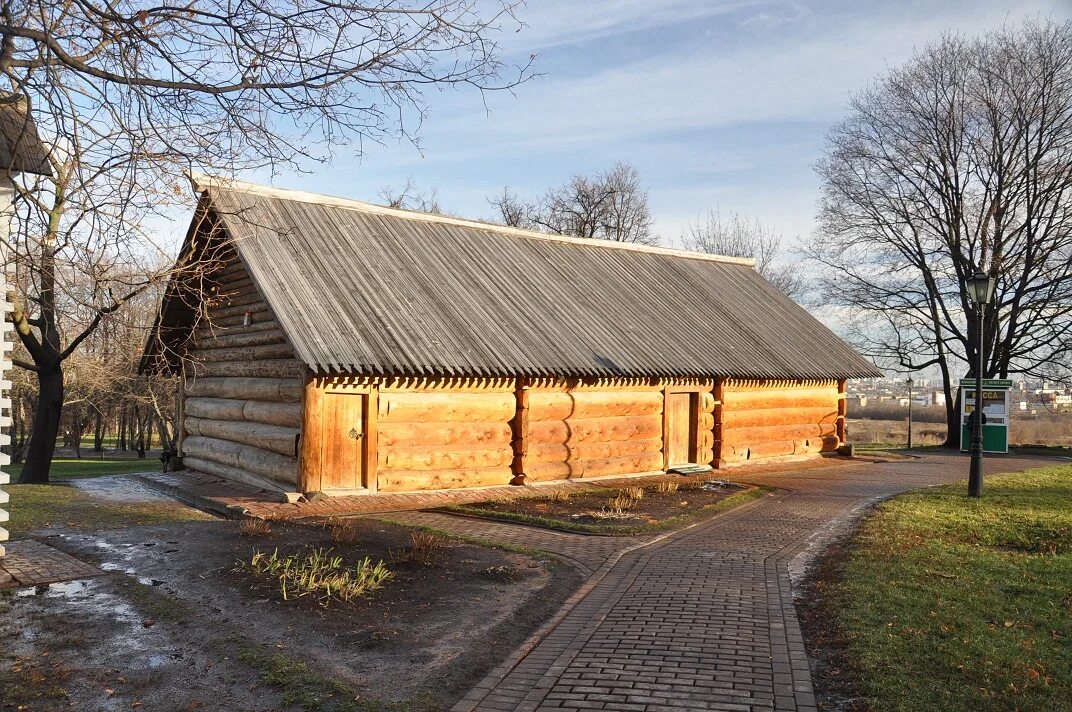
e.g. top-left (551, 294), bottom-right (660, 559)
top-left (385, 0), bottom-right (1062, 168)
top-left (499, 0), bottom-right (772, 52)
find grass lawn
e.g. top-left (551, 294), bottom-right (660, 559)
top-left (9, 457), bottom-right (160, 481)
top-left (835, 464), bottom-right (1072, 711)
top-left (3, 483), bottom-right (210, 533)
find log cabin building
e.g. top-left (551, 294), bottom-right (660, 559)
top-left (143, 176), bottom-right (880, 499)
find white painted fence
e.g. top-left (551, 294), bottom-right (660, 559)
top-left (0, 178), bottom-right (14, 556)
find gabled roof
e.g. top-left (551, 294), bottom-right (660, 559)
top-left (148, 175), bottom-right (880, 380)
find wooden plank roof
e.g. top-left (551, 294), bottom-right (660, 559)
top-left (0, 98), bottom-right (50, 175)
top-left (155, 175), bottom-right (880, 380)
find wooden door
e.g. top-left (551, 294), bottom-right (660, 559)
top-left (321, 392), bottom-right (367, 490)
top-left (665, 392), bottom-right (696, 467)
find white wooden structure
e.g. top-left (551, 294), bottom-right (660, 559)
top-left (0, 98), bottom-right (52, 556)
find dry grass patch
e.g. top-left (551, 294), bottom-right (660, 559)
top-left (404, 531), bottom-right (449, 565)
top-left (239, 518), bottom-right (272, 537)
top-left (656, 480), bottom-right (680, 494)
top-left (328, 517), bottom-right (361, 544)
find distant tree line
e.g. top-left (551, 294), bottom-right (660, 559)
top-left (7, 285), bottom-right (177, 463)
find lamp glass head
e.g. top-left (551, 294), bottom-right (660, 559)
top-left (968, 270), bottom-right (996, 305)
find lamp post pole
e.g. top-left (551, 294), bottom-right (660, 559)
top-left (966, 269), bottom-right (995, 498)
top-left (907, 377), bottom-right (914, 451)
top-left (968, 305), bottom-right (985, 497)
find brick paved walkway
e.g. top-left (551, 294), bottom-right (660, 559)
top-left (450, 451), bottom-right (1049, 712)
top-left (0, 540), bottom-right (101, 590)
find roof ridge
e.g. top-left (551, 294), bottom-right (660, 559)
top-left (190, 173), bottom-right (757, 268)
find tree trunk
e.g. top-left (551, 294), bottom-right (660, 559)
top-left (93, 409), bottom-right (104, 452)
top-left (944, 388), bottom-right (961, 450)
top-left (13, 398), bottom-right (28, 463)
top-left (72, 405), bottom-right (82, 459)
top-left (155, 414), bottom-right (174, 451)
top-left (18, 366), bottom-right (64, 484)
top-left (10, 398), bottom-right (22, 463)
top-left (118, 408), bottom-right (127, 450)
top-left (135, 406), bottom-right (146, 458)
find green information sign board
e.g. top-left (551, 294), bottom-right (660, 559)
top-left (959, 378), bottom-right (1011, 454)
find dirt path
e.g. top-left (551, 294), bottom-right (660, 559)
top-left (2, 513), bottom-right (579, 711)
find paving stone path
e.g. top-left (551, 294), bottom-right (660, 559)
top-left (437, 452), bottom-right (1050, 712)
top-left (0, 539), bottom-right (102, 590)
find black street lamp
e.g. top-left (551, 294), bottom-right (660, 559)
top-left (906, 376), bottom-right (914, 451)
top-left (966, 269), bottom-right (997, 498)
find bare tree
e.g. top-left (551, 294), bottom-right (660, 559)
top-left (379, 178), bottom-right (444, 214)
top-left (491, 162), bottom-right (658, 245)
top-left (808, 20), bottom-right (1072, 446)
top-left (1, 1), bottom-right (531, 483)
top-left (682, 210), bottom-right (803, 298)
top-left (489, 187), bottom-right (530, 228)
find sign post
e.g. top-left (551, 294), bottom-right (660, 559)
top-left (959, 378), bottom-right (1011, 454)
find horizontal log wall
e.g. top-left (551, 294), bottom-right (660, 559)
top-left (182, 246), bottom-right (303, 490)
top-left (522, 379), bottom-right (665, 481)
top-left (375, 379), bottom-right (515, 492)
top-left (693, 387), bottom-right (717, 467)
top-left (718, 379), bottom-right (841, 465)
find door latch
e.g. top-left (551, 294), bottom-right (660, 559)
top-left (349, 428), bottom-right (362, 440)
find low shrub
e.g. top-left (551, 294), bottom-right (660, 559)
top-left (243, 547), bottom-right (391, 604)
top-left (547, 490), bottom-right (572, 503)
top-left (655, 481), bottom-right (680, 494)
top-left (622, 486), bottom-right (645, 501)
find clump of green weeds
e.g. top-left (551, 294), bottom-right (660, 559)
top-left (243, 547), bottom-right (392, 605)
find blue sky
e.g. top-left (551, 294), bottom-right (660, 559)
top-left (252, 0), bottom-right (1072, 249)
